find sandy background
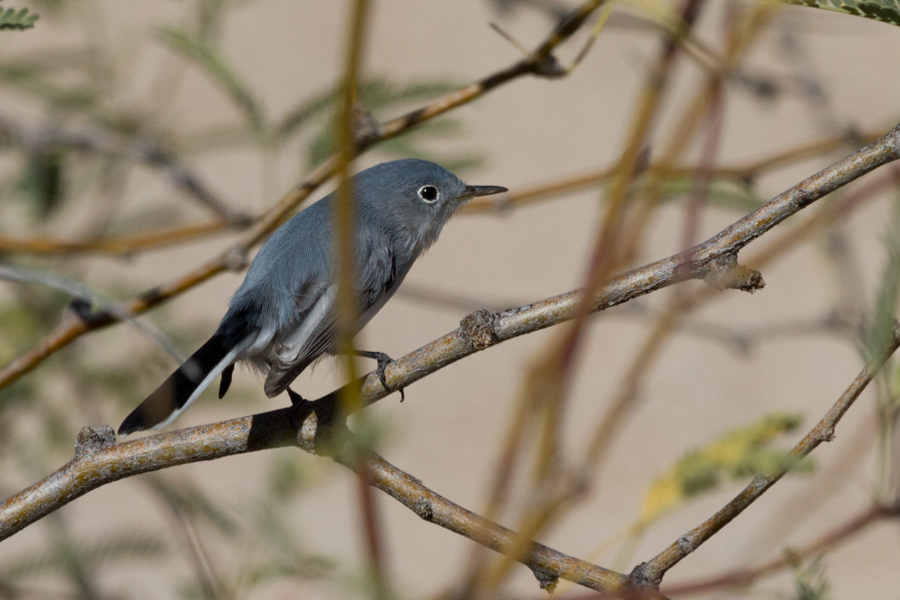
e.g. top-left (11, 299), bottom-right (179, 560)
top-left (2, 1), bottom-right (900, 598)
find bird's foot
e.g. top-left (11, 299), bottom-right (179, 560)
top-left (370, 352), bottom-right (405, 402)
top-left (287, 387), bottom-right (307, 406)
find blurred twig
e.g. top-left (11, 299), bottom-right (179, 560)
top-left (662, 500), bottom-right (900, 596)
top-left (0, 264), bottom-right (185, 363)
top-left (330, 0), bottom-right (391, 594)
top-left (0, 126), bottom-right (876, 260)
top-left (0, 220), bottom-right (235, 256)
top-left (462, 129), bottom-right (880, 216)
top-left (0, 112), bottom-right (247, 223)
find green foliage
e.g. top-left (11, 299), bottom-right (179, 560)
top-left (0, 1), bottom-right (39, 31)
top-left (154, 24), bottom-right (482, 173)
top-left (784, 0), bottom-right (900, 27)
top-left (145, 476), bottom-right (238, 535)
top-left (0, 532), bottom-right (167, 581)
top-left (643, 174), bottom-right (767, 212)
top-left (16, 147), bottom-right (65, 220)
top-left (157, 26), bottom-right (266, 135)
top-left (863, 194), bottom-right (900, 362)
top-left (792, 558), bottom-right (832, 600)
top-left (640, 413), bottom-right (810, 522)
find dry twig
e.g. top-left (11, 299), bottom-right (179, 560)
top-left (630, 322), bottom-right (900, 587)
top-left (662, 501), bottom-right (900, 595)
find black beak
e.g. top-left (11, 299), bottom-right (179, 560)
top-left (460, 185), bottom-right (508, 199)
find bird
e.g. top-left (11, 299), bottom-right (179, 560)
top-left (118, 159), bottom-right (507, 435)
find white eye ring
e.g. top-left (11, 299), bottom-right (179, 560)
top-left (417, 185), bottom-right (439, 203)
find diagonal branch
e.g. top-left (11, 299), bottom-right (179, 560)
top-left (662, 501), bottom-right (900, 596)
top-left (629, 322), bottom-right (900, 588)
top-left (0, 0), bottom-right (610, 392)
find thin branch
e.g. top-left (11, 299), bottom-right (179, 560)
top-left (662, 501), bottom-right (900, 596)
top-left (0, 0), bottom-right (610, 392)
top-left (0, 112), bottom-right (248, 223)
top-left (360, 453), bottom-right (650, 597)
top-left (461, 129), bottom-right (879, 216)
top-left (0, 264), bottom-right (186, 363)
top-left (331, 0), bottom-right (389, 592)
top-left (0, 220), bottom-right (236, 256)
top-left (2, 123), bottom-right (866, 259)
top-left (630, 322), bottom-right (900, 587)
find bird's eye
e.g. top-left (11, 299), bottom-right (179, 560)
top-left (417, 185), bottom-right (439, 203)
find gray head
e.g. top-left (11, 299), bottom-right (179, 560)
top-left (352, 159), bottom-right (507, 255)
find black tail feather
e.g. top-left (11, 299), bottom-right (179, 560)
top-left (219, 364), bottom-right (234, 399)
top-left (118, 336), bottom-right (231, 436)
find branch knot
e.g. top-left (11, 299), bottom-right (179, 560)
top-left (223, 247), bottom-right (249, 272)
top-left (460, 309), bottom-right (499, 350)
top-left (352, 104), bottom-right (382, 150)
top-left (626, 562), bottom-right (662, 590)
top-left (677, 534), bottom-right (696, 553)
top-left (66, 297), bottom-right (111, 326)
top-left (413, 497), bottom-right (434, 521)
top-left (74, 424), bottom-right (116, 459)
top-left (530, 566), bottom-right (559, 592)
top-left (530, 54), bottom-right (566, 79)
top-left (702, 254), bottom-right (765, 293)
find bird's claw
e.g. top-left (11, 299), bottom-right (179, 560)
top-left (371, 352), bottom-right (405, 402)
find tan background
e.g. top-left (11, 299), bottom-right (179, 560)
top-left (2, 1), bottom-right (900, 598)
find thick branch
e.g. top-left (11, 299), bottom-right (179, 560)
top-left (0, 410), bottom-right (653, 597)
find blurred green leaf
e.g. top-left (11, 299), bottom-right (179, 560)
top-left (783, 0), bottom-right (900, 27)
top-left (358, 77), bottom-right (462, 108)
top-left (641, 413), bottom-right (810, 523)
top-left (0, 532), bottom-right (167, 580)
top-left (792, 558), bottom-right (832, 600)
top-left (638, 174), bottom-right (767, 212)
top-left (0, 2), bottom-right (39, 31)
top-left (157, 26), bottom-right (266, 135)
top-left (863, 194), bottom-right (900, 362)
top-left (0, 303), bottom-right (46, 364)
top-left (16, 147), bottom-right (65, 220)
top-left (268, 454), bottom-right (314, 500)
top-left (146, 476), bottom-right (238, 535)
top-left (276, 87), bottom-right (342, 140)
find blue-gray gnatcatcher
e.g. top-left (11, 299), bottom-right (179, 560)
top-left (119, 159), bottom-right (506, 435)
